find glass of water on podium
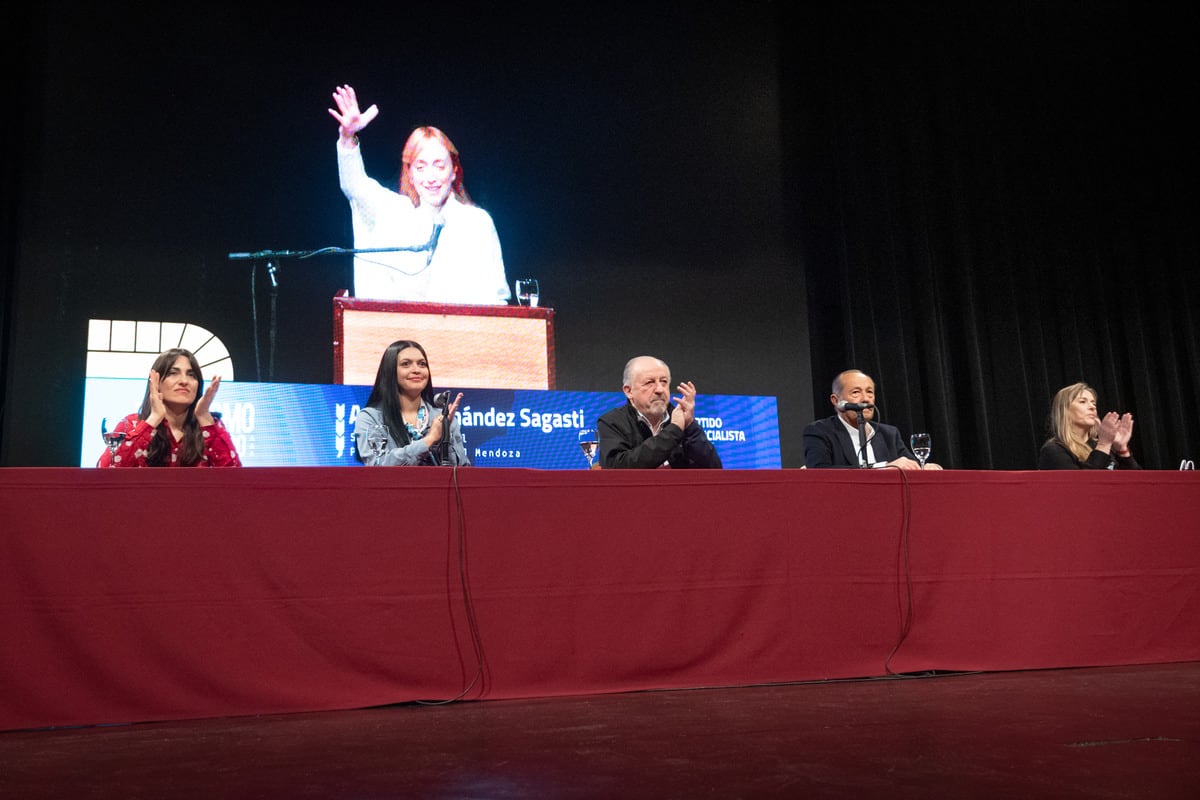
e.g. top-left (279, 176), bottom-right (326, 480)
top-left (578, 428), bottom-right (598, 468)
top-left (101, 417), bottom-right (126, 456)
top-left (515, 278), bottom-right (540, 307)
top-left (910, 432), bottom-right (931, 467)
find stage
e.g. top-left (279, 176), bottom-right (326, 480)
top-left (3, 662), bottom-right (1198, 798)
top-left (2, 467), bottom-right (1198, 732)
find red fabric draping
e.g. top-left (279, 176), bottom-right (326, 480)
top-left (2, 468), bottom-right (1197, 731)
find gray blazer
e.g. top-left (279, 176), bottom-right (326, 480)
top-left (355, 403), bottom-right (470, 466)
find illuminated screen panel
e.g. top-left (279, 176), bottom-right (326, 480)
top-left (334, 298), bottom-right (554, 389)
top-left (81, 379), bottom-right (781, 470)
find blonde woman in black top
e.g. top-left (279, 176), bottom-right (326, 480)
top-left (1038, 382), bottom-right (1139, 470)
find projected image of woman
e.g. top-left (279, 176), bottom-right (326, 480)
top-left (1038, 382), bottom-right (1140, 470)
top-left (329, 84), bottom-right (510, 305)
top-left (97, 348), bottom-right (242, 468)
top-left (354, 340), bottom-right (470, 466)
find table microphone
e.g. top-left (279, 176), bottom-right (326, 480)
top-left (431, 390), bottom-right (452, 466)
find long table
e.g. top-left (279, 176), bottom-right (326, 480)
top-left (2, 468), bottom-right (1197, 731)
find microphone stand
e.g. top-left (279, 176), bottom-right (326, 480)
top-left (266, 260), bottom-right (278, 382)
top-left (439, 404), bottom-right (452, 466)
top-left (857, 409), bottom-right (870, 468)
top-left (228, 231), bottom-right (441, 382)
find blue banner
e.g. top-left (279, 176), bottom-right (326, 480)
top-left (82, 380), bottom-right (781, 469)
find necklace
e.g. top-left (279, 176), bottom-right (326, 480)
top-left (403, 404), bottom-right (428, 438)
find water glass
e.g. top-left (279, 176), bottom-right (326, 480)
top-left (910, 433), bottom-right (932, 468)
top-left (577, 428), bottom-right (598, 468)
top-left (515, 278), bottom-right (540, 307)
top-left (100, 417), bottom-right (126, 455)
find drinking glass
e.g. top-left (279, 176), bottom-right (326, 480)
top-left (100, 417), bottom-right (126, 455)
top-left (366, 427), bottom-right (389, 461)
top-left (577, 428), bottom-right (598, 468)
top-left (910, 433), bottom-right (932, 467)
top-left (515, 278), bottom-right (540, 307)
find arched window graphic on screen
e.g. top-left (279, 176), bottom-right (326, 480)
top-left (86, 319), bottom-right (234, 379)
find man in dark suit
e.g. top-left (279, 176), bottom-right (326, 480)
top-left (597, 356), bottom-right (722, 469)
top-left (803, 369), bottom-right (942, 469)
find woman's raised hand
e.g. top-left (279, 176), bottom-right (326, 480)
top-left (1112, 412), bottom-right (1135, 453)
top-left (424, 414), bottom-right (445, 448)
top-left (445, 392), bottom-right (464, 421)
top-left (195, 376), bottom-right (222, 427)
top-left (1096, 411), bottom-right (1120, 450)
top-left (423, 394), bottom-right (463, 451)
top-left (145, 370), bottom-right (167, 427)
top-left (328, 84), bottom-right (379, 145)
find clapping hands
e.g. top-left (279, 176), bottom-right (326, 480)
top-left (145, 369), bottom-right (168, 427)
top-left (1111, 412), bottom-right (1134, 454)
top-left (670, 382), bottom-right (697, 430)
top-left (423, 392), bottom-right (463, 448)
top-left (195, 376), bottom-right (223, 427)
top-left (1097, 410), bottom-right (1134, 454)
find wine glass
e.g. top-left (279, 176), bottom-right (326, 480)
top-left (910, 433), bottom-right (932, 468)
top-left (577, 428), bottom-right (598, 468)
top-left (366, 426), bottom-right (389, 461)
top-left (515, 278), bottom-right (540, 307)
top-left (100, 417), bottom-right (126, 455)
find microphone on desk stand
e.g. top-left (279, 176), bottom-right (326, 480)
top-left (837, 401), bottom-right (875, 468)
top-left (433, 390), bottom-right (452, 465)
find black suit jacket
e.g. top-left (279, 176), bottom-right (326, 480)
top-left (597, 402), bottom-right (722, 469)
top-left (803, 414), bottom-right (915, 468)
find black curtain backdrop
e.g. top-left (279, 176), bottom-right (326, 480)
top-left (3, 4), bottom-right (1195, 470)
top-left (781, 5), bottom-right (1197, 469)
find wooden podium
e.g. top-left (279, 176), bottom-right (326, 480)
top-left (332, 292), bottom-right (556, 389)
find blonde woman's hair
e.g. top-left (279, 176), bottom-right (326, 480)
top-left (1049, 382), bottom-right (1098, 464)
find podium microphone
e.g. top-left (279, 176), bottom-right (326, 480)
top-left (425, 216), bottom-right (445, 267)
top-left (837, 401), bottom-right (875, 412)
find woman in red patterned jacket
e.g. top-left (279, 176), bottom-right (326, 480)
top-left (97, 348), bottom-right (241, 468)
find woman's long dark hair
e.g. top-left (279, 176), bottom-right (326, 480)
top-left (357, 340), bottom-right (436, 462)
top-left (138, 348), bottom-right (205, 466)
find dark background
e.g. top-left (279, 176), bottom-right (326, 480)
top-left (2, 3), bottom-right (1195, 469)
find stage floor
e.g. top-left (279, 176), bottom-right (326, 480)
top-left (3, 662), bottom-right (1197, 799)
